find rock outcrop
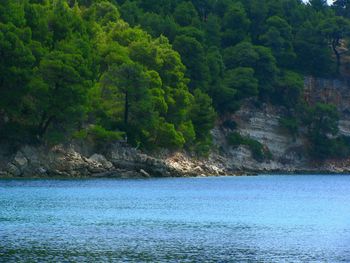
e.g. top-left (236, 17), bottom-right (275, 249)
top-left (0, 143), bottom-right (228, 178)
top-left (206, 76), bottom-right (350, 174)
top-left (0, 144), bottom-right (154, 178)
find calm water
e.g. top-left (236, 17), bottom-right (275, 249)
top-left (0, 176), bottom-right (350, 262)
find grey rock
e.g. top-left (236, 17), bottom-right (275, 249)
top-left (36, 167), bottom-right (47, 175)
top-left (0, 171), bottom-right (8, 177)
top-left (89, 154), bottom-right (114, 170)
top-left (21, 146), bottom-right (40, 165)
top-left (6, 163), bottom-right (22, 177)
top-left (140, 169), bottom-right (150, 178)
top-left (13, 152), bottom-right (28, 170)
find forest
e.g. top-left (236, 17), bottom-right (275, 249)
top-left (0, 0), bottom-right (350, 159)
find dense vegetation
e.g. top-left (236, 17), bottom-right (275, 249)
top-left (0, 0), bottom-right (349, 158)
top-left (0, 0), bottom-right (216, 153)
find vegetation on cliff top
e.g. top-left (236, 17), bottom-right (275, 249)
top-left (0, 0), bottom-right (349, 158)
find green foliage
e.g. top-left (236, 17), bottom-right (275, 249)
top-left (191, 89), bottom-right (216, 140)
top-left (173, 2), bottom-right (199, 27)
top-left (73, 125), bottom-right (125, 149)
top-left (117, 0), bottom-right (347, 115)
top-left (309, 0), bottom-right (328, 11)
top-left (279, 116), bottom-right (299, 138)
top-left (333, 0), bottom-right (350, 18)
top-left (273, 70), bottom-right (304, 109)
top-left (0, 0), bottom-right (349, 159)
top-left (0, 0), bottom-right (217, 152)
top-left (193, 136), bottom-right (213, 157)
top-left (294, 19), bottom-right (335, 76)
top-left (189, 89), bottom-right (216, 155)
top-left (227, 132), bottom-right (271, 161)
top-left (329, 136), bottom-right (350, 158)
top-left (155, 119), bottom-right (185, 149)
top-left (173, 35), bottom-right (209, 91)
top-left (33, 50), bottom-right (90, 138)
top-left (87, 125), bottom-right (125, 142)
top-left (260, 16), bottom-right (296, 67)
top-left (305, 103), bottom-right (340, 159)
top-left (0, 23), bottom-right (35, 115)
top-left (305, 103), bottom-right (339, 137)
top-left (224, 67), bottom-right (258, 100)
top-left (221, 2), bottom-right (250, 47)
top-left (84, 1), bottom-right (120, 26)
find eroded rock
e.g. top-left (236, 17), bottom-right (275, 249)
top-left (6, 163), bottom-right (21, 177)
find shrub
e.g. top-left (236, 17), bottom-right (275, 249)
top-left (222, 119), bottom-right (238, 130)
top-left (227, 132), bottom-right (271, 161)
top-left (155, 121), bottom-right (185, 149)
top-left (89, 125), bottom-right (125, 142)
top-left (73, 125), bottom-right (125, 148)
top-left (193, 136), bottom-right (213, 157)
top-left (308, 135), bottom-right (350, 160)
top-left (279, 116), bottom-right (299, 138)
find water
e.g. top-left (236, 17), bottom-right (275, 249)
top-left (0, 175), bottom-right (350, 262)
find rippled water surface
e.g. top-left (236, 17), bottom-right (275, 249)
top-left (1, 175), bottom-right (350, 262)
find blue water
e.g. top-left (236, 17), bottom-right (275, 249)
top-left (0, 176), bottom-right (350, 262)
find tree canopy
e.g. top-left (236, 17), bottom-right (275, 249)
top-left (0, 0), bottom-right (349, 158)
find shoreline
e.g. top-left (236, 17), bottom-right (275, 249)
top-left (1, 171), bottom-right (350, 180)
top-left (2, 143), bottom-right (350, 179)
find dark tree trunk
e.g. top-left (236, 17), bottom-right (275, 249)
top-left (332, 38), bottom-right (341, 74)
top-left (124, 91), bottom-right (129, 125)
top-left (37, 114), bottom-right (55, 138)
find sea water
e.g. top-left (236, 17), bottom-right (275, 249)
top-left (1, 175), bottom-right (349, 262)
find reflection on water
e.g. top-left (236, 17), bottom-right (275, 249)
top-left (1, 176), bottom-right (350, 262)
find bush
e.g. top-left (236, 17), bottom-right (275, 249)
top-left (222, 119), bottom-right (237, 130)
top-left (308, 135), bottom-right (350, 160)
top-left (193, 136), bottom-right (213, 157)
top-left (155, 121), bottom-right (185, 149)
top-left (89, 125), bottom-right (125, 142)
top-left (73, 125), bottom-right (125, 148)
top-left (227, 132), bottom-right (245, 147)
top-left (227, 132), bottom-right (271, 161)
top-left (279, 116), bottom-right (299, 138)
top-left (305, 103), bottom-right (341, 160)
top-left (333, 136), bottom-right (350, 158)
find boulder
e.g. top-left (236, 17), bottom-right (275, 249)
top-left (140, 169), bottom-right (150, 178)
top-left (89, 154), bottom-right (114, 170)
top-left (13, 152), bottom-right (28, 171)
top-left (6, 163), bottom-right (21, 177)
top-left (36, 167), bottom-right (47, 175)
top-left (21, 146), bottom-right (40, 165)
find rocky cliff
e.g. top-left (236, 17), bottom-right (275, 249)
top-left (209, 76), bottom-right (350, 174)
top-left (0, 143), bottom-right (227, 178)
top-left (2, 76), bottom-right (350, 178)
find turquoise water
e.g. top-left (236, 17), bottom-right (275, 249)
top-left (0, 176), bottom-right (350, 262)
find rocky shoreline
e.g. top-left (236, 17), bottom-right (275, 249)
top-left (1, 140), bottom-right (350, 179)
top-left (0, 143), bottom-right (228, 179)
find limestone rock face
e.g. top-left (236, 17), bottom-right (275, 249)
top-left (208, 100), bottom-right (308, 173)
top-left (207, 76), bottom-right (350, 174)
top-left (232, 103), bottom-right (304, 159)
top-left (304, 76), bottom-right (350, 138)
top-left (304, 77), bottom-right (350, 113)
